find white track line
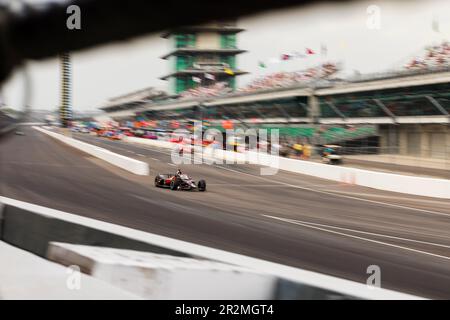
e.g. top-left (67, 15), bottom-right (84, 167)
top-left (207, 183), bottom-right (279, 187)
top-left (79, 136), bottom-right (140, 155)
top-left (322, 189), bottom-right (450, 206)
top-left (2, 161), bottom-right (94, 168)
top-left (264, 215), bottom-right (450, 249)
top-left (83, 137), bottom-right (450, 219)
top-left (0, 196), bottom-right (423, 299)
top-left (118, 140), bottom-right (173, 156)
top-left (214, 165), bottom-right (450, 218)
top-left (263, 215), bottom-right (450, 261)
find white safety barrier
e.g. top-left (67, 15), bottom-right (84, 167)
top-left (122, 136), bottom-right (450, 198)
top-left (0, 241), bottom-right (138, 299)
top-left (0, 196), bottom-right (423, 300)
top-left (33, 127), bottom-right (149, 175)
top-left (248, 151), bottom-right (450, 199)
top-left (48, 242), bottom-right (276, 300)
top-left (18, 122), bottom-right (46, 126)
top-left (124, 136), bottom-right (175, 149)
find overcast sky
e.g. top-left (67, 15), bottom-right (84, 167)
top-left (2, 0), bottom-right (450, 111)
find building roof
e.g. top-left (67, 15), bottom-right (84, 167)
top-left (100, 87), bottom-right (170, 111)
top-left (160, 69), bottom-right (248, 80)
top-left (161, 48), bottom-right (246, 59)
top-left (112, 69), bottom-right (450, 113)
top-left (316, 69), bottom-right (450, 96)
top-left (161, 26), bottom-right (245, 38)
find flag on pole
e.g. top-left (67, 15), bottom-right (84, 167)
top-left (432, 15), bottom-right (440, 33)
top-left (281, 53), bottom-right (291, 61)
top-left (306, 48), bottom-right (315, 55)
top-left (224, 67), bottom-right (234, 75)
top-left (258, 61), bottom-right (267, 68)
top-left (192, 76), bottom-right (202, 83)
top-left (205, 73), bottom-right (215, 80)
top-left (320, 44), bottom-right (328, 56)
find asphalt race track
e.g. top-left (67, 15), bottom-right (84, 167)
top-left (1, 127), bottom-right (450, 298)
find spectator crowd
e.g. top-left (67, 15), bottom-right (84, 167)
top-left (179, 81), bottom-right (232, 100)
top-left (178, 62), bottom-right (339, 100)
top-left (405, 41), bottom-right (450, 70)
top-left (238, 62), bottom-right (338, 93)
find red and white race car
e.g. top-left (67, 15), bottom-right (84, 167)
top-left (154, 173), bottom-right (206, 191)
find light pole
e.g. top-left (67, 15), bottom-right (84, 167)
top-left (59, 52), bottom-right (72, 127)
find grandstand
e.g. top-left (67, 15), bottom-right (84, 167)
top-left (101, 37), bottom-right (450, 161)
top-left (100, 87), bottom-right (171, 117)
top-left (405, 41), bottom-right (450, 71)
top-left (238, 62), bottom-right (339, 93)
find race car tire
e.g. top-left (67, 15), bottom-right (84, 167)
top-left (170, 179), bottom-right (180, 190)
top-left (198, 180), bottom-right (206, 192)
top-left (154, 177), bottom-right (160, 187)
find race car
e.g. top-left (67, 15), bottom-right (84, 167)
top-left (154, 173), bottom-right (206, 191)
top-left (321, 144), bottom-right (343, 165)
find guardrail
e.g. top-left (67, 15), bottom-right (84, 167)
top-left (124, 136), bottom-right (174, 149)
top-left (34, 126), bottom-right (149, 175)
top-left (123, 136), bottom-right (450, 199)
top-left (47, 242), bottom-right (277, 299)
top-left (252, 151), bottom-right (450, 198)
top-left (0, 196), bottom-right (422, 299)
top-left (0, 112), bottom-right (18, 137)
